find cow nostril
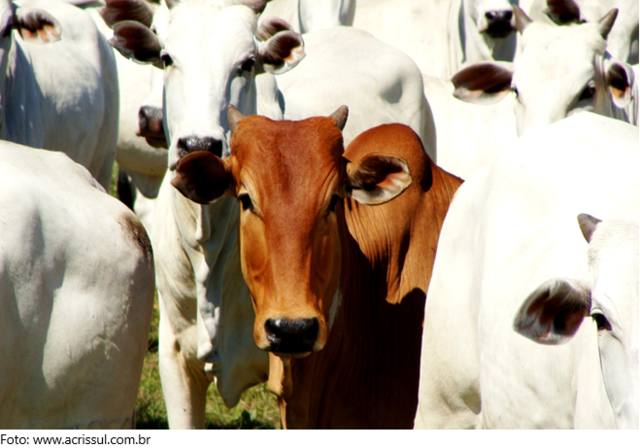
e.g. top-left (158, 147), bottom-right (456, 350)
top-left (485, 10), bottom-right (512, 23)
top-left (264, 318), bottom-right (319, 354)
top-left (176, 136), bottom-right (223, 157)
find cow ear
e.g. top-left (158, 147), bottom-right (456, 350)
top-left (256, 17), bottom-right (305, 74)
top-left (544, 0), bottom-right (582, 24)
top-left (111, 20), bottom-right (163, 68)
top-left (100, 0), bottom-right (155, 29)
top-left (514, 279), bottom-right (591, 345)
top-left (605, 61), bottom-right (634, 109)
top-left (598, 8), bottom-right (618, 40)
top-left (451, 62), bottom-right (513, 104)
top-left (13, 7), bottom-right (61, 43)
top-left (171, 151), bottom-right (234, 204)
top-left (346, 155), bottom-right (412, 205)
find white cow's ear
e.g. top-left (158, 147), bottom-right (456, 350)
top-left (13, 7), bottom-right (61, 43)
top-left (606, 61), bottom-right (634, 109)
top-left (100, 0), bottom-right (155, 29)
top-left (171, 151), bottom-right (234, 204)
top-left (346, 155), bottom-right (412, 205)
top-left (111, 20), bottom-right (163, 68)
top-left (256, 17), bottom-right (305, 74)
top-left (514, 279), bottom-right (591, 345)
top-left (451, 62), bottom-right (513, 105)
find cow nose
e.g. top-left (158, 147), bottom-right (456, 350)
top-left (484, 10), bottom-right (514, 38)
top-left (485, 10), bottom-right (512, 24)
top-left (176, 136), bottom-right (223, 157)
top-left (264, 318), bottom-right (319, 354)
top-left (137, 106), bottom-right (167, 148)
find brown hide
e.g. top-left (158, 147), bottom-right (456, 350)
top-left (279, 124), bottom-right (462, 428)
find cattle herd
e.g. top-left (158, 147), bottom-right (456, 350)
top-left (0, 0), bottom-right (637, 430)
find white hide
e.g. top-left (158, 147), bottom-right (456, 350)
top-left (261, 0), bottom-right (355, 33)
top-left (527, 0), bottom-right (638, 64)
top-left (0, 142), bottom-right (154, 428)
top-left (0, 0), bottom-right (118, 189)
top-left (351, 0), bottom-right (453, 79)
top-left (414, 112), bottom-right (639, 428)
top-left (422, 74), bottom-right (517, 180)
top-left (275, 26), bottom-right (436, 156)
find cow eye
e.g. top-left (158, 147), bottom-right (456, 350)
top-left (238, 193), bottom-right (253, 212)
top-left (160, 51), bottom-right (174, 68)
top-left (511, 85), bottom-right (519, 98)
top-left (578, 82), bottom-right (596, 101)
top-left (327, 194), bottom-right (340, 214)
top-left (592, 312), bottom-right (611, 332)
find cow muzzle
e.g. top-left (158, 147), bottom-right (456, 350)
top-left (483, 10), bottom-right (514, 38)
top-left (176, 135), bottom-right (223, 158)
top-left (264, 317), bottom-right (319, 356)
top-left (137, 105), bottom-right (167, 148)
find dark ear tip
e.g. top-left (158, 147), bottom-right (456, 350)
top-left (577, 213), bottom-right (601, 243)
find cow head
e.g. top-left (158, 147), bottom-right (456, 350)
top-left (106, 0), bottom-right (304, 169)
top-left (452, 5), bottom-right (620, 134)
top-left (171, 107), bottom-right (418, 357)
top-left (514, 214), bottom-right (639, 429)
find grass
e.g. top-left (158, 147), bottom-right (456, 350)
top-left (134, 302), bottom-right (280, 429)
top-left (110, 165), bottom-right (279, 429)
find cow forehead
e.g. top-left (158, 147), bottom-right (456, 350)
top-left (514, 22), bottom-right (604, 87)
top-left (167, 2), bottom-right (257, 51)
top-left (230, 116), bottom-right (344, 198)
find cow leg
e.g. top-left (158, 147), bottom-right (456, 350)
top-left (158, 298), bottom-right (210, 429)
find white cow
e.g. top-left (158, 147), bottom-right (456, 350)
top-left (451, 6), bottom-right (625, 135)
top-left (261, 0), bottom-right (355, 33)
top-left (0, 142), bottom-right (154, 428)
top-left (275, 26), bottom-right (436, 153)
top-left (0, 0), bottom-right (118, 189)
top-left (414, 112), bottom-right (639, 428)
top-left (513, 214), bottom-right (639, 429)
top-left (106, 0), bottom-right (305, 428)
top-left (527, 0), bottom-right (638, 64)
top-left (351, 0), bottom-right (521, 79)
top-left (66, 0), bottom-right (168, 229)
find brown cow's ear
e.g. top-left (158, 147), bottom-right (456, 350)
top-left (514, 279), bottom-right (591, 345)
top-left (111, 20), bottom-right (163, 68)
top-left (13, 7), bottom-right (61, 43)
top-left (346, 155), bottom-right (412, 205)
top-left (171, 151), bottom-right (233, 204)
top-left (452, 62), bottom-right (513, 104)
top-left (256, 17), bottom-right (305, 74)
top-left (100, 0), bottom-right (155, 29)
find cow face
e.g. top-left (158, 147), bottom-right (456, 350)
top-left (451, 6), bottom-right (620, 134)
top-left (171, 107), bottom-right (414, 357)
top-left (107, 0), bottom-right (304, 170)
top-left (466, 0), bottom-right (516, 39)
top-left (514, 214), bottom-right (639, 429)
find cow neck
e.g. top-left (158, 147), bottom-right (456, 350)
top-left (277, 161), bottom-right (462, 428)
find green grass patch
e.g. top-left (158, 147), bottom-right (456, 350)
top-left (134, 301), bottom-right (280, 429)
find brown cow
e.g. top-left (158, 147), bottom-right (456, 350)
top-left (171, 107), bottom-right (461, 428)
